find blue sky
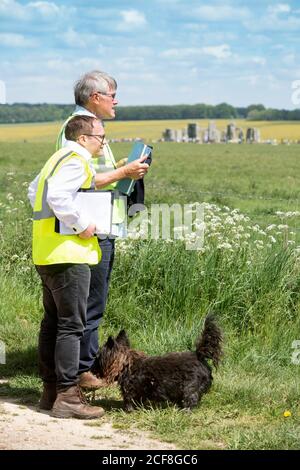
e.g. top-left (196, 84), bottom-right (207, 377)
top-left (0, 0), bottom-right (300, 107)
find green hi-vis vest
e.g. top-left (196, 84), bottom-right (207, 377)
top-left (56, 117), bottom-right (126, 227)
top-left (32, 148), bottom-right (101, 266)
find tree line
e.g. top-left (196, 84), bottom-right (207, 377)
top-left (0, 102), bottom-right (299, 124)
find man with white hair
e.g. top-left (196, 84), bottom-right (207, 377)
top-left (56, 70), bottom-right (147, 392)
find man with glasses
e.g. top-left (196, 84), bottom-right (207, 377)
top-left (55, 70), bottom-right (148, 394)
top-left (28, 115), bottom-right (148, 418)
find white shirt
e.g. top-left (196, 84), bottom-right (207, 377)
top-left (28, 141), bottom-right (96, 234)
top-left (56, 106), bottom-right (125, 238)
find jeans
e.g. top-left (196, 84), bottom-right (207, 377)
top-left (36, 263), bottom-right (90, 389)
top-left (79, 237), bottom-right (115, 374)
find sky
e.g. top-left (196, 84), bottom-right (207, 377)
top-left (0, 0), bottom-right (300, 108)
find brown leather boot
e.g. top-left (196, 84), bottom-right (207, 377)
top-left (52, 385), bottom-right (105, 419)
top-left (39, 382), bottom-right (57, 410)
top-left (78, 371), bottom-right (105, 390)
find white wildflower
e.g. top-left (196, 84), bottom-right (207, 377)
top-left (224, 216), bottom-right (235, 225)
top-left (217, 242), bottom-right (232, 250)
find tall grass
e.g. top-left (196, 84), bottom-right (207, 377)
top-left (0, 141), bottom-right (299, 449)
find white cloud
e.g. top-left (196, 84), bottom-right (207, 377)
top-left (252, 57), bottom-right (266, 66)
top-left (194, 5), bottom-right (250, 21)
top-left (46, 58), bottom-right (73, 73)
top-left (282, 53), bottom-right (295, 65)
top-left (244, 3), bottom-right (300, 31)
top-left (0, 33), bottom-right (37, 47)
top-left (28, 1), bottom-right (60, 17)
top-left (161, 44), bottom-right (232, 60)
top-left (60, 28), bottom-right (84, 47)
top-left (0, 0), bottom-right (66, 20)
top-left (117, 9), bottom-right (147, 31)
top-left (246, 34), bottom-right (271, 45)
top-left (268, 3), bottom-right (291, 15)
top-left (237, 74), bottom-right (263, 86)
top-left (202, 44), bottom-right (232, 59)
top-left (0, 0), bottom-right (29, 19)
top-left (59, 28), bottom-right (100, 48)
top-left (238, 73), bottom-right (280, 91)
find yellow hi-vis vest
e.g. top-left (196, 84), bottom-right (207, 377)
top-left (56, 117), bottom-right (126, 227)
top-left (32, 148), bottom-right (101, 266)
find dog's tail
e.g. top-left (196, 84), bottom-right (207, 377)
top-left (195, 314), bottom-right (223, 368)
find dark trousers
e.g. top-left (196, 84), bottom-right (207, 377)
top-left (79, 237), bottom-right (115, 373)
top-left (36, 263), bottom-right (90, 389)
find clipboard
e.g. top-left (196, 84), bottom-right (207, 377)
top-left (56, 190), bottom-right (114, 236)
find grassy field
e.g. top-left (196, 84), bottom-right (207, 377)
top-left (0, 138), bottom-right (299, 449)
top-left (0, 119), bottom-right (299, 142)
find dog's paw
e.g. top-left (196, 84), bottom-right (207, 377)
top-left (124, 403), bottom-right (135, 413)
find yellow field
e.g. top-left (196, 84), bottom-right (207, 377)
top-left (0, 119), bottom-right (299, 142)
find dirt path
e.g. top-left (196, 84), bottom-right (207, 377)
top-left (0, 397), bottom-right (177, 450)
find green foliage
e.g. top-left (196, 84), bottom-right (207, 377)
top-left (0, 104), bottom-right (73, 124)
top-left (1, 102), bottom-right (299, 124)
top-left (247, 108), bottom-right (300, 121)
top-left (0, 141), bottom-right (299, 449)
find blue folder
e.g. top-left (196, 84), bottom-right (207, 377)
top-left (116, 141), bottom-right (152, 196)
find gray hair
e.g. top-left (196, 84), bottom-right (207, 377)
top-left (74, 70), bottom-right (117, 106)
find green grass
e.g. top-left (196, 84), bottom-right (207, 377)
top-left (0, 141), bottom-right (299, 449)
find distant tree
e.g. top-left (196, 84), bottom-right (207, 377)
top-left (214, 102), bottom-right (237, 118)
top-left (246, 104), bottom-right (265, 115)
top-left (0, 102), bottom-right (299, 124)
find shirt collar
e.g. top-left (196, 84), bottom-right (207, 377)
top-left (73, 106), bottom-right (105, 127)
top-left (74, 105), bottom-right (97, 118)
top-left (65, 140), bottom-right (92, 161)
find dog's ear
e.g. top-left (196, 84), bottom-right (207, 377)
top-left (106, 336), bottom-right (116, 349)
top-left (116, 329), bottom-right (130, 348)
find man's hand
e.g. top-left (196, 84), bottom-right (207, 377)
top-left (78, 223), bottom-right (96, 239)
top-left (123, 155), bottom-right (149, 180)
top-left (115, 157), bottom-right (128, 168)
top-left (94, 156), bottom-right (149, 189)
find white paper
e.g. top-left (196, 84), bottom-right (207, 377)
top-left (59, 191), bottom-right (113, 236)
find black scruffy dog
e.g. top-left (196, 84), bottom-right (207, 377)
top-left (94, 314), bottom-right (223, 411)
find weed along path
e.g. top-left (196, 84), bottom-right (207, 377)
top-left (0, 397), bottom-right (177, 450)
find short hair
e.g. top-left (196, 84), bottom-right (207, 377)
top-left (65, 115), bottom-right (98, 141)
top-left (74, 70), bottom-right (117, 106)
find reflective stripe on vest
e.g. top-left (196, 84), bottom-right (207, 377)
top-left (32, 148), bottom-right (101, 266)
top-left (33, 150), bottom-right (73, 221)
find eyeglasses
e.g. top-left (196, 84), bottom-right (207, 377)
top-left (83, 134), bottom-right (106, 145)
top-left (96, 91), bottom-right (117, 100)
